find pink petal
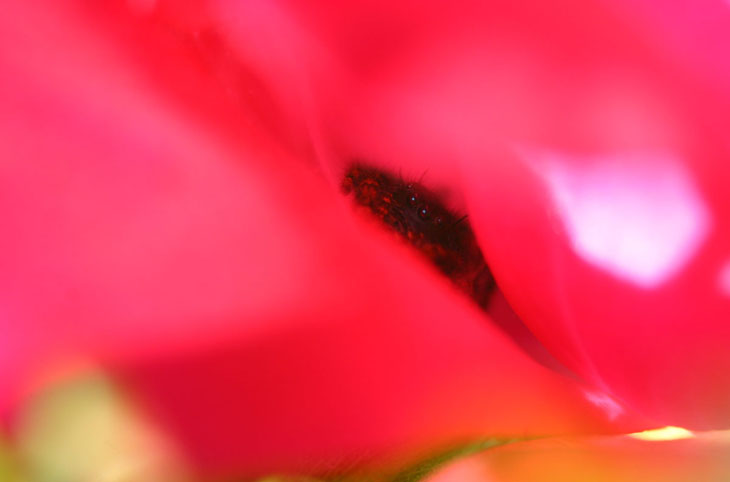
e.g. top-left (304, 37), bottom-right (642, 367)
top-left (450, 6), bottom-right (730, 427)
top-left (1, 1), bottom-right (652, 478)
top-left (256, 0), bottom-right (730, 428)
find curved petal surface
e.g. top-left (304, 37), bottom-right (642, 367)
top-left (1, 1), bottom-right (652, 479)
top-left (248, 0), bottom-right (730, 428)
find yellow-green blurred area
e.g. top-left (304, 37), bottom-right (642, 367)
top-left (0, 436), bottom-right (22, 482)
top-left (7, 373), bottom-right (730, 482)
top-left (9, 372), bottom-right (190, 482)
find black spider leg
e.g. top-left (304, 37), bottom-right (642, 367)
top-left (453, 214), bottom-right (468, 226)
top-left (472, 266), bottom-right (496, 309)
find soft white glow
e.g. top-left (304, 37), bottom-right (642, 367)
top-left (583, 390), bottom-right (624, 421)
top-left (522, 149), bottom-right (710, 288)
top-left (628, 426), bottom-right (694, 441)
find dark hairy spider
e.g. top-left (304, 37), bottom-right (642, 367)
top-left (342, 163), bottom-right (495, 309)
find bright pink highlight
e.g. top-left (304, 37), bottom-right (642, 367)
top-left (520, 148), bottom-right (710, 288)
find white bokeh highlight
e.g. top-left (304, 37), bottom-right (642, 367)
top-left (583, 390), bottom-right (624, 421)
top-left (521, 148), bottom-right (711, 288)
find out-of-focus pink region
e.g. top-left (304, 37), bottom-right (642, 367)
top-left (522, 148), bottom-right (710, 288)
top-left (613, 0), bottom-right (730, 96)
top-left (0, 1), bottom-right (657, 478)
top-left (5, 0), bottom-right (730, 479)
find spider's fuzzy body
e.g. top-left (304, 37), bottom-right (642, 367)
top-left (342, 164), bottom-right (495, 308)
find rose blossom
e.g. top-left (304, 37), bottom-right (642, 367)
top-left (2, 0), bottom-right (729, 480)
